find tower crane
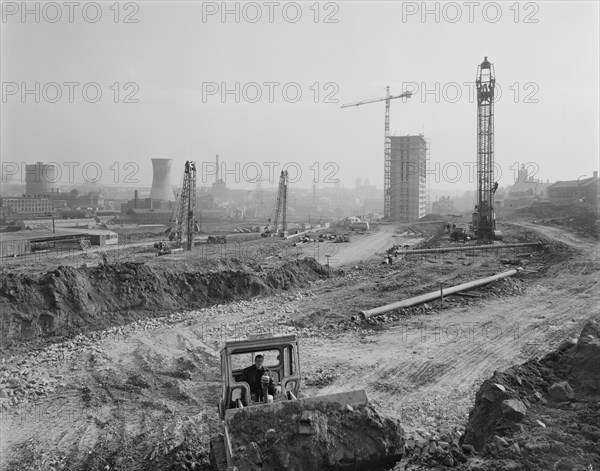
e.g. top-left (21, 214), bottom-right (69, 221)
top-left (341, 87), bottom-right (412, 219)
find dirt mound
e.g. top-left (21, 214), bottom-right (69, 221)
top-left (223, 401), bottom-right (404, 471)
top-left (0, 258), bottom-right (326, 349)
top-left (514, 203), bottom-right (599, 239)
top-left (461, 317), bottom-right (600, 470)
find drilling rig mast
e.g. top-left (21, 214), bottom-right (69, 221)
top-left (473, 57), bottom-right (500, 243)
top-left (341, 87), bottom-right (412, 219)
top-left (272, 170), bottom-right (289, 237)
top-left (175, 160), bottom-right (197, 250)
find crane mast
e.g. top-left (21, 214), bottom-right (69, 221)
top-left (341, 88), bottom-right (412, 219)
top-left (474, 57), bottom-right (498, 243)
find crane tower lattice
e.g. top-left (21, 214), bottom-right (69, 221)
top-left (474, 57), bottom-right (498, 243)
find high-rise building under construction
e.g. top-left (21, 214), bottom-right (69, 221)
top-left (389, 135), bottom-right (427, 222)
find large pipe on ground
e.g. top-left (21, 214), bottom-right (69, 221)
top-left (398, 242), bottom-right (542, 255)
top-left (355, 268), bottom-right (522, 321)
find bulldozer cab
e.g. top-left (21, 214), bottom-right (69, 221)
top-left (218, 334), bottom-right (301, 419)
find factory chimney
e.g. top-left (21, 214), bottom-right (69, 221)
top-left (215, 155), bottom-right (220, 183)
top-left (149, 158), bottom-right (175, 202)
top-left (134, 190), bottom-right (138, 208)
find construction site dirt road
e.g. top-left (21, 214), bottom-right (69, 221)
top-left (295, 223), bottom-right (402, 266)
top-left (0, 210), bottom-right (598, 471)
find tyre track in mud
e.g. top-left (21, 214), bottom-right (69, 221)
top-left (302, 223), bottom-right (599, 431)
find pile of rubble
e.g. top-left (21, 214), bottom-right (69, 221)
top-left (459, 317), bottom-right (600, 471)
top-left (303, 367), bottom-right (340, 387)
top-left (402, 426), bottom-right (468, 467)
top-left (0, 362), bottom-right (63, 408)
top-left (225, 400), bottom-right (405, 471)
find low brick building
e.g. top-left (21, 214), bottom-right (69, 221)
top-left (549, 171), bottom-right (599, 206)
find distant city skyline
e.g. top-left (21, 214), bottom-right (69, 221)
top-left (1, 2), bottom-right (598, 192)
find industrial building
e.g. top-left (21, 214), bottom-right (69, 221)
top-left (16, 218), bottom-right (97, 230)
top-left (388, 135), bottom-right (427, 222)
top-left (0, 228), bottom-right (118, 258)
top-left (548, 171), bottom-right (599, 205)
top-left (0, 196), bottom-right (55, 216)
top-left (127, 208), bottom-right (173, 224)
top-left (503, 165), bottom-right (552, 211)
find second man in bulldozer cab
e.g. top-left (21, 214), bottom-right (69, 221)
top-left (240, 355), bottom-right (280, 405)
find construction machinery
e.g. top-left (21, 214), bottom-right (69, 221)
top-left (450, 227), bottom-right (469, 243)
top-left (160, 161), bottom-right (198, 254)
top-left (207, 235), bottom-right (227, 244)
top-left (341, 87), bottom-right (412, 220)
top-left (334, 234), bottom-right (350, 243)
top-left (471, 57), bottom-right (502, 243)
top-left (209, 334), bottom-right (403, 471)
top-left (267, 170), bottom-right (289, 237)
top-left (153, 241), bottom-right (172, 256)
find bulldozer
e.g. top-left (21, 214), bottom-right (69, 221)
top-left (209, 334), bottom-right (404, 471)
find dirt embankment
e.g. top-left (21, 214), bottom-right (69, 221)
top-left (0, 258), bottom-right (327, 349)
top-left (460, 318), bottom-right (600, 471)
top-left (513, 203), bottom-right (600, 240)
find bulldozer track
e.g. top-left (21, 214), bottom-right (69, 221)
top-left (209, 435), bottom-right (228, 471)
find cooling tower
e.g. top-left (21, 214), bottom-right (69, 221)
top-left (149, 158), bottom-right (175, 202)
top-left (25, 162), bottom-right (57, 196)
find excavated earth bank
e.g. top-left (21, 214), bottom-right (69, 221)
top-left (459, 317), bottom-right (600, 471)
top-left (0, 258), bottom-right (326, 349)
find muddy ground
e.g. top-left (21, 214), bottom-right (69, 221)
top-left (0, 207), bottom-right (598, 471)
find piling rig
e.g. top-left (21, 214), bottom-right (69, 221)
top-left (472, 57), bottom-right (501, 243)
top-left (164, 160), bottom-right (198, 250)
top-left (271, 170), bottom-right (289, 237)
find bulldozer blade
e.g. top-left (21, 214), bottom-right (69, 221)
top-left (295, 389), bottom-right (368, 408)
top-left (225, 389), bottom-right (369, 421)
top-left (222, 389), bottom-right (404, 471)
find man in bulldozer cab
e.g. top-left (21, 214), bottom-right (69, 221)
top-left (240, 355), bottom-right (280, 405)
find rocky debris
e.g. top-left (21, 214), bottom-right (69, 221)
top-left (225, 401), bottom-right (404, 471)
top-left (461, 318), bottom-right (600, 471)
top-left (0, 357), bottom-right (65, 409)
top-left (401, 425), bottom-right (468, 468)
top-left (568, 318), bottom-right (600, 393)
top-left (548, 381), bottom-right (575, 402)
top-left (0, 378), bottom-right (55, 408)
top-left (303, 367), bottom-right (340, 387)
top-left (501, 399), bottom-right (527, 421)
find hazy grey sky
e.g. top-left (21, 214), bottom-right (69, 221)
top-left (1, 1), bottom-right (598, 191)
